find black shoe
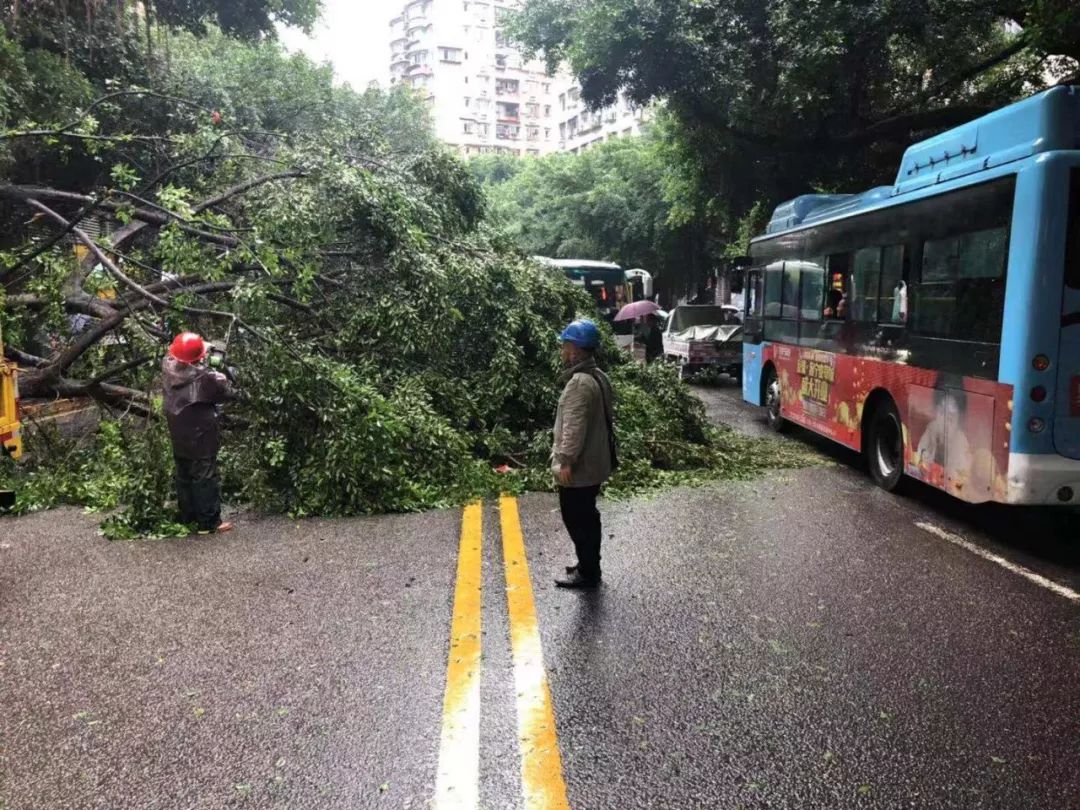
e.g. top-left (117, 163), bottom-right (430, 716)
top-left (555, 570), bottom-right (601, 589)
top-left (565, 564), bottom-right (578, 575)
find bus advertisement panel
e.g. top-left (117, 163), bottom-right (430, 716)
top-left (740, 86), bottom-right (1080, 506)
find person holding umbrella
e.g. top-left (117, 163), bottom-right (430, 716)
top-left (615, 299), bottom-right (664, 364)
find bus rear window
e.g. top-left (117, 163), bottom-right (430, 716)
top-left (1067, 169), bottom-right (1080, 289)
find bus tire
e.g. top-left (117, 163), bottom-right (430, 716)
top-left (763, 365), bottom-right (787, 433)
top-left (865, 398), bottom-right (905, 492)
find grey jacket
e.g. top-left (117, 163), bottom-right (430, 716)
top-left (162, 355), bottom-right (233, 459)
top-left (551, 357), bottom-right (615, 488)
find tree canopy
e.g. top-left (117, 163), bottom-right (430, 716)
top-left (471, 126), bottom-right (715, 303)
top-left (510, 0), bottom-right (1079, 240)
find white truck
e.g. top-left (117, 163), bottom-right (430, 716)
top-left (662, 305), bottom-right (743, 380)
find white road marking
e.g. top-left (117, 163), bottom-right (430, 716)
top-left (915, 522), bottom-right (1080, 604)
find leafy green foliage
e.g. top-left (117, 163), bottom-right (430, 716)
top-left (0, 12), bottom-right (822, 538)
top-left (472, 127), bottom-right (716, 303)
top-left (509, 0), bottom-right (1079, 244)
top-left (0, 415), bottom-right (187, 539)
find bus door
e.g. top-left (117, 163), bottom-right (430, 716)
top-left (741, 265), bottom-right (766, 404)
top-left (1056, 166), bottom-right (1080, 459)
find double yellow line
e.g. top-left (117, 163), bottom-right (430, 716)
top-left (434, 496), bottom-right (570, 810)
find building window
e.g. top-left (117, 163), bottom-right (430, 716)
top-left (544, 105), bottom-right (551, 118)
top-left (463, 120), bottom-right (475, 134)
top-left (495, 54), bottom-right (507, 69)
top-left (439, 47), bottom-right (463, 63)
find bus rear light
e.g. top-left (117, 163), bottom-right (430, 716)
top-left (1028, 417), bottom-right (1046, 433)
top-left (1031, 386), bottom-right (1047, 403)
top-left (1033, 355), bottom-right (1050, 371)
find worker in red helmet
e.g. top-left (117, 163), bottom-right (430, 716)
top-left (162, 332), bottom-right (235, 535)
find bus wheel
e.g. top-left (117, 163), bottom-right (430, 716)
top-left (764, 366), bottom-right (786, 433)
top-left (866, 399), bottom-right (905, 491)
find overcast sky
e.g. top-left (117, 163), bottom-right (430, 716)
top-left (278, 0), bottom-right (401, 89)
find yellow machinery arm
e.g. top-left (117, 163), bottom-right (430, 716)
top-left (0, 328), bottom-right (23, 460)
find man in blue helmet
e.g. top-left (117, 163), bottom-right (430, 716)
top-left (552, 318), bottom-right (618, 588)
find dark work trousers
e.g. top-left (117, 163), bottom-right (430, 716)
top-left (558, 484), bottom-right (603, 580)
top-left (174, 455), bottom-right (222, 531)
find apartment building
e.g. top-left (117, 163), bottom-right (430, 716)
top-left (388, 1), bottom-right (648, 156)
top-left (389, 0), bottom-right (561, 156)
top-left (555, 84), bottom-right (648, 154)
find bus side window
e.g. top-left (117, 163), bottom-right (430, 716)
top-left (851, 247), bottom-right (881, 322)
top-left (1067, 168), bottom-right (1080, 289)
top-left (781, 263), bottom-right (801, 320)
top-left (764, 262), bottom-right (783, 318)
top-left (878, 245), bottom-right (906, 323)
top-left (746, 270), bottom-right (764, 317)
top-left (915, 226), bottom-right (1008, 340)
top-left (825, 253), bottom-right (851, 318)
top-left (800, 259), bottom-right (825, 321)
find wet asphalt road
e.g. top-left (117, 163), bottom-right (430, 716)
top-left (2, 381), bottom-right (1080, 809)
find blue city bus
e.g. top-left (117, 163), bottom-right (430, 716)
top-left (739, 86), bottom-right (1080, 505)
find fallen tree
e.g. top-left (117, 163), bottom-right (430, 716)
top-left (0, 20), bottom-right (818, 537)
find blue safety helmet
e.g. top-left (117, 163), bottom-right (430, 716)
top-left (559, 319), bottom-right (600, 350)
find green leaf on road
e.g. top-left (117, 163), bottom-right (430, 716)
top-left (858, 784), bottom-right (872, 796)
top-left (767, 638), bottom-right (791, 655)
top-left (233, 783), bottom-right (252, 797)
top-left (991, 756), bottom-right (1007, 764)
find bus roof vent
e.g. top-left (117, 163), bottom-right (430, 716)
top-left (802, 186), bottom-right (893, 226)
top-left (765, 194), bottom-right (852, 235)
top-left (894, 85), bottom-right (1080, 196)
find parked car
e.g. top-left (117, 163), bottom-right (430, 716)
top-left (662, 305), bottom-right (743, 380)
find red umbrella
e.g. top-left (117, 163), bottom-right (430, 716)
top-left (614, 300), bottom-right (662, 322)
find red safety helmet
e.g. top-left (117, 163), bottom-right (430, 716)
top-left (169, 332), bottom-right (207, 364)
